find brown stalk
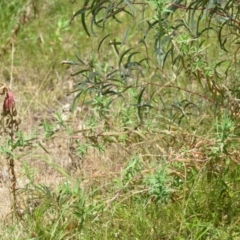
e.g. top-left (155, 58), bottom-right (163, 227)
top-left (0, 84), bottom-right (20, 217)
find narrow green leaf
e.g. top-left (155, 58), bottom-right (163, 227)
top-left (90, 15), bottom-right (97, 37)
top-left (218, 21), bottom-right (228, 52)
top-left (127, 51), bottom-right (139, 63)
top-left (103, 1), bottom-right (114, 24)
top-left (71, 69), bottom-right (90, 77)
top-left (123, 0), bottom-right (136, 16)
top-left (98, 34), bottom-right (112, 52)
top-left (70, 0), bottom-right (90, 22)
top-left (138, 39), bottom-right (148, 55)
top-left (70, 7), bottom-right (89, 23)
top-left (72, 91), bottom-right (84, 111)
top-left (121, 26), bottom-right (130, 46)
top-left (121, 8), bottom-right (134, 18)
top-left (75, 53), bottom-right (87, 66)
top-left (118, 47), bottom-right (133, 70)
top-left (82, 12), bottom-right (91, 37)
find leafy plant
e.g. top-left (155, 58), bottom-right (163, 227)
top-left (145, 164), bottom-right (173, 203)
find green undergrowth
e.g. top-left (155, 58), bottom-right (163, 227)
top-left (2, 113), bottom-right (240, 239)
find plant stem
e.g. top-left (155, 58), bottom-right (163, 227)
top-left (9, 115), bottom-right (17, 216)
top-left (9, 157), bottom-right (17, 214)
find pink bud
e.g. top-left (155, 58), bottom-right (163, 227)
top-left (3, 90), bottom-right (15, 115)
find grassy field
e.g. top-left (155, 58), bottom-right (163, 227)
top-left (1, 0), bottom-right (240, 239)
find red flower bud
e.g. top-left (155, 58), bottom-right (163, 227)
top-left (3, 90), bottom-right (15, 115)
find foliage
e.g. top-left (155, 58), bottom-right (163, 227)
top-left (62, 0), bottom-right (238, 144)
